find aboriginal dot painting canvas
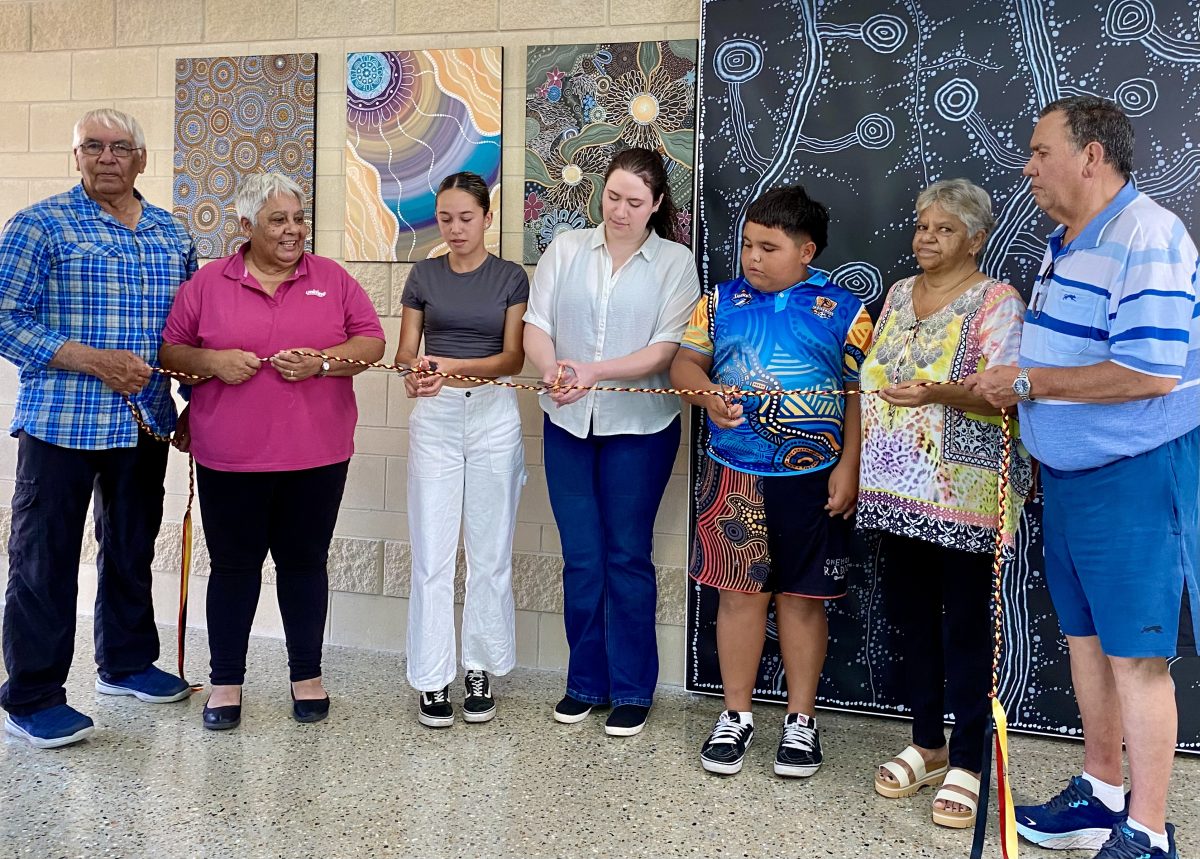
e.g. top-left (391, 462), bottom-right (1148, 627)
top-left (523, 40), bottom-right (698, 263)
top-left (344, 49), bottom-right (502, 262)
top-left (688, 0), bottom-right (1200, 751)
top-left (174, 54), bottom-right (317, 259)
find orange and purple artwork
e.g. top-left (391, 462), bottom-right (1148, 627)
top-left (345, 48), bottom-right (503, 261)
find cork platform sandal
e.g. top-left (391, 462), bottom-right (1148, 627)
top-left (874, 745), bottom-right (949, 798)
top-left (931, 769), bottom-right (980, 829)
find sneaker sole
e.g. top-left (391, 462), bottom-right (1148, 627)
top-left (94, 679), bottom-right (191, 704)
top-left (462, 706), bottom-right (496, 724)
top-left (604, 722), bottom-right (646, 737)
top-left (1015, 824), bottom-right (1112, 851)
top-left (4, 715), bottom-right (94, 749)
top-left (774, 760), bottom-right (822, 778)
top-left (417, 712), bottom-right (454, 728)
top-left (553, 707), bottom-right (592, 724)
top-left (701, 755), bottom-right (746, 775)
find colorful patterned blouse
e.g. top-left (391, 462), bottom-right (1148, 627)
top-left (858, 276), bottom-right (1032, 552)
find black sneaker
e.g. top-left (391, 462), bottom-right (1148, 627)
top-left (553, 694), bottom-right (595, 724)
top-left (700, 710), bottom-right (754, 775)
top-left (418, 686), bottom-right (453, 728)
top-left (463, 670), bottom-right (496, 724)
top-left (604, 704), bottom-right (650, 737)
top-left (774, 712), bottom-right (822, 777)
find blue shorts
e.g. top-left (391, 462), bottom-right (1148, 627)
top-left (1040, 424), bottom-right (1199, 658)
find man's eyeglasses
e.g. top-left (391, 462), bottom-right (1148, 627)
top-left (76, 141), bottom-right (142, 159)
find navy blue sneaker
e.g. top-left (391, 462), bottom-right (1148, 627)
top-left (1016, 776), bottom-right (1127, 850)
top-left (1093, 823), bottom-right (1177, 859)
top-left (95, 665), bottom-right (191, 703)
top-left (4, 704), bottom-right (95, 749)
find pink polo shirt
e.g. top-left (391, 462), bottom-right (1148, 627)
top-left (162, 247), bottom-right (385, 472)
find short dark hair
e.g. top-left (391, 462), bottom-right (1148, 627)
top-left (437, 171), bottom-right (491, 214)
top-left (604, 147), bottom-right (679, 240)
top-left (1040, 96), bottom-right (1134, 180)
top-left (744, 185), bottom-right (829, 258)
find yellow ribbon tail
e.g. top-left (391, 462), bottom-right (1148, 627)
top-left (993, 697), bottom-right (1019, 858)
top-left (177, 455), bottom-right (202, 691)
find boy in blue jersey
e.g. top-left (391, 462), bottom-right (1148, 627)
top-left (671, 186), bottom-right (873, 777)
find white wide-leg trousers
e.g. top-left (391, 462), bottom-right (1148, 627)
top-left (405, 383), bottom-right (526, 691)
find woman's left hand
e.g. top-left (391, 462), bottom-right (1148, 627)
top-left (270, 347), bottom-right (324, 382)
top-left (879, 379), bottom-right (938, 408)
top-left (547, 359), bottom-right (596, 406)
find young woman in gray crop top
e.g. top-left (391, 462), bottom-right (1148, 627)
top-left (394, 172), bottom-right (530, 728)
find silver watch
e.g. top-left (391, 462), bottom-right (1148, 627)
top-left (317, 357), bottom-right (331, 378)
top-left (1012, 368), bottom-right (1033, 402)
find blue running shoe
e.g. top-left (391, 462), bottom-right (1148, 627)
top-left (95, 665), bottom-right (191, 703)
top-left (4, 704), bottom-right (95, 749)
top-left (1016, 776), bottom-right (1128, 850)
top-left (1093, 823), bottom-right (1177, 859)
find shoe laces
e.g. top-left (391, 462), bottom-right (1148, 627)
top-left (1098, 827), bottom-right (1155, 859)
top-left (780, 717), bottom-right (817, 752)
top-left (465, 671), bottom-right (489, 698)
top-left (425, 687), bottom-right (449, 705)
top-left (708, 712), bottom-right (749, 745)
top-left (1045, 778), bottom-right (1093, 811)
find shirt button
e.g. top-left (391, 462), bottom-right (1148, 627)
top-left (465, 391), bottom-right (471, 398)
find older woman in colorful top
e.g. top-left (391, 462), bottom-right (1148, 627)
top-left (857, 178), bottom-right (1030, 828)
top-left (160, 173), bottom-right (386, 730)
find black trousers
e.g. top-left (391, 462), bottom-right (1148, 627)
top-left (884, 533), bottom-right (993, 771)
top-left (1, 431), bottom-right (168, 716)
top-left (197, 460), bottom-right (348, 686)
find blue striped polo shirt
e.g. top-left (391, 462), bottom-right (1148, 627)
top-left (1018, 181), bottom-right (1200, 471)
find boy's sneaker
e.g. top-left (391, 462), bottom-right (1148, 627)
top-left (774, 712), bottom-right (822, 777)
top-left (1015, 776), bottom-right (1128, 850)
top-left (4, 704), bottom-right (95, 749)
top-left (417, 686), bottom-right (454, 728)
top-left (462, 670), bottom-right (496, 723)
top-left (700, 710), bottom-right (754, 775)
top-left (95, 665), bottom-right (191, 703)
top-left (1093, 823), bottom-right (1177, 859)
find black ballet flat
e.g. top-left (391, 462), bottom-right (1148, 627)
top-left (202, 702), bottom-right (242, 731)
top-left (291, 688), bottom-right (330, 724)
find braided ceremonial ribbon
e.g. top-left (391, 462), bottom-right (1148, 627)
top-left (129, 351), bottom-right (1018, 855)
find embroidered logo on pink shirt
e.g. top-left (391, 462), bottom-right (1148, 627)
top-left (306, 289), bottom-right (327, 298)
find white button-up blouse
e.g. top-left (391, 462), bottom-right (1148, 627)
top-left (523, 225), bottom-right (701, 438)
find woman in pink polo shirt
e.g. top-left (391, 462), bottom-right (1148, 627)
top-left (160, 173), bottom-right (385, 731)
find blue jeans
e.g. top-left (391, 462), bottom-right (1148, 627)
top-left (543, 415), bottom-right (680, 707)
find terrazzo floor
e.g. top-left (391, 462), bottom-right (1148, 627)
top-left (1, 618), bottom-right (1196, 859)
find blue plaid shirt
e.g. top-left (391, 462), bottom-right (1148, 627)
top-left (0, 183), bottom-right (197, 449)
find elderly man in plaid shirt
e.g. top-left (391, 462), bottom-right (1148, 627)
top-left (0, 109), bottom-right (198, 748)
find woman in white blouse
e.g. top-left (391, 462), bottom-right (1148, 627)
top-left (524, 147), bottom-right (700, 737)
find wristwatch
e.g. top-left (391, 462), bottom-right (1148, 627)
top-left (317, 355), bottom-right (331, 378)
top-left (1012, 368), bottom-right (1033, 402)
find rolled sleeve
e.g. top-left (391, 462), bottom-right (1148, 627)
top-left (647, 248), bottom-right (700, 346)
top-left (523, 238), bottom-right (559, 337)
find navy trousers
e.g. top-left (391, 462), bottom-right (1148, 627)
top-left (543, 415), bottom-right (679, 708)
top-left (1, 431), bottom-right (168, 716)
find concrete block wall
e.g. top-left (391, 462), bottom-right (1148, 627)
top-left (0, 1), bottom-right (701, 685)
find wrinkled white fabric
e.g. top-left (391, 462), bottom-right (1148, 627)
top-left (405, 382), bottom-right (526, 691)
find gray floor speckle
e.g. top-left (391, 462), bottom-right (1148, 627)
top-left (1, 618), bottom-right (1195, 858)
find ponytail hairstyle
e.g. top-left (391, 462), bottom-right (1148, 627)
top-left (603, 147), bottom-right (678, 240)
top-left (437, 171), bottom-right (491, 214)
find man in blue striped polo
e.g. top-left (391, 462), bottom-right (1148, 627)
top-left (968, 95), bottom-right (1198, 859)
top-left (0, 109), bottom-right (198, 749)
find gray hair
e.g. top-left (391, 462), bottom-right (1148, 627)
top-left (234, 173), bottom-right (305, 223)
top-left (72, 108), bottom-right (146, 150)
top-left (1040, 96), bottom-right (1134, 180)
top-left (916, 178), bottom-right (996, 255)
